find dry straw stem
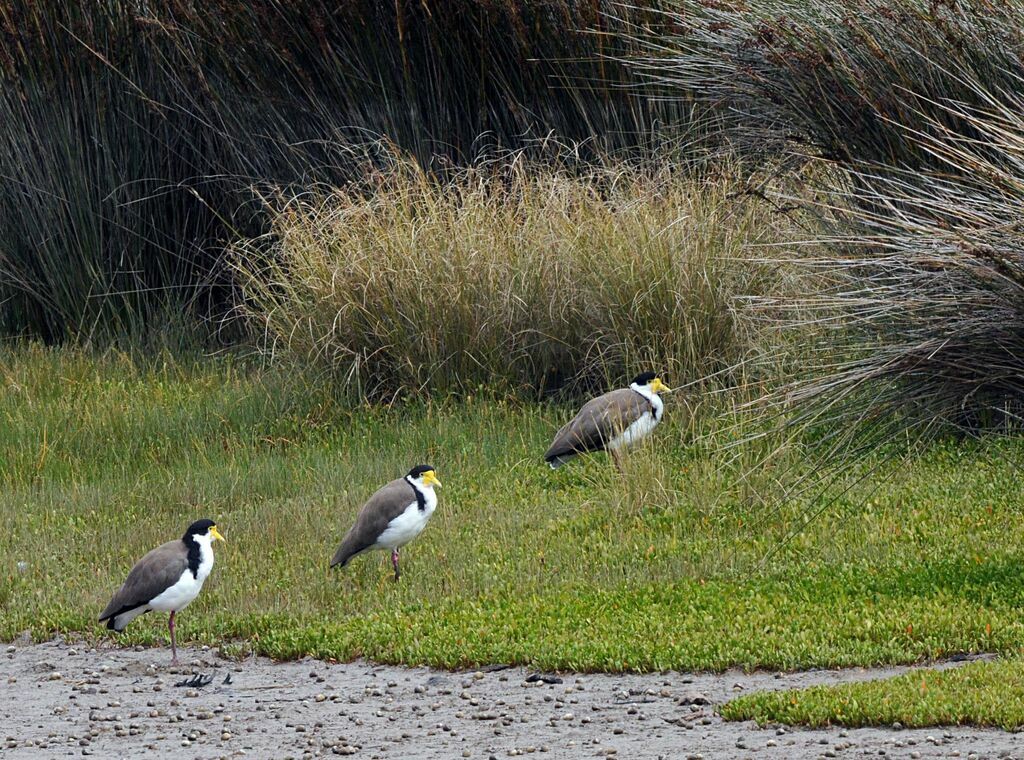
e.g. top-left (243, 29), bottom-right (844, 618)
top-left (233, 158), bottom-right (803, 399)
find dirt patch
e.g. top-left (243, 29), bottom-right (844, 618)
top-left (0, 640), bottom-right (1018, 758)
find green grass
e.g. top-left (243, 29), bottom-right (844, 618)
top-left (723, 657), bottom-right (1024, 730)
top-left (3, 345), bottom-right (1024, 674)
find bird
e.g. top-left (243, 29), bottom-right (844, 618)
top-left (99, 518), bottom-right (225, 664)
top-left (330, 465), bottom-right (441, 581)
top-left (544, 371), bottom-right (671, 471)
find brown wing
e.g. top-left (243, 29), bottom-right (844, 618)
top-left (544, 389), bottom-right (651, 461)
top-left (330, 478), bottom-right (417, 568)
top-left (99, 540), bottom-right (188, 627)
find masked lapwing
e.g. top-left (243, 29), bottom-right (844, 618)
top-left (544, 371), bottom-right (671, 471)
top-left (330, 465), bottom-right (441, 581)
top-left (99, 519), bottom-right (224, 664)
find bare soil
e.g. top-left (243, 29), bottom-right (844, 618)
top-left (0, 640), bottom-right (1019, 759)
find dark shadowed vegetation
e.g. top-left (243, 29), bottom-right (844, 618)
top-left (0, 0), bottom-right (689, 341)
top-left (641, 0), bottom-right (1024, 442)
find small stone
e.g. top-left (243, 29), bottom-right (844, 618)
top-left (677, 694), bottom-right (712, 706)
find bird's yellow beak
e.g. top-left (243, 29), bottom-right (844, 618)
top-left (423, 470), bottom-right (441, 488)
top-left (211, 526), bottom-right (226, 543)
top-left (652, 378), bottom-right (671, 394)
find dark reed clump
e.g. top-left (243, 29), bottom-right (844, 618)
top-left (0, 0), bottom-right (689, 341)
top-left (636, 0), bottom-right (1024, 174)
top-left (644, 0), bottom-right (1024, 439)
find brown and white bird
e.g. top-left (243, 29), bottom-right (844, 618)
top-left (99, 519), bottom-right (224, 664)
top-left (544, 372), bottom-right (671, 471)
top-left (330, 465), bottom-right (441, 581)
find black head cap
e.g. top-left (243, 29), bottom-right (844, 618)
top-left (631, 371), bottom-right (658, 386)
top-left (183, 518), bottom-right (217, 541)
top-left (407, 464), bottom-right (436, 479)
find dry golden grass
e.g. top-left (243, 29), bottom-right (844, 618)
top-left (233, 160), bottom-right (802, 399)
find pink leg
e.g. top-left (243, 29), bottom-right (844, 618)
top-left (391, 549), bottom-right (400, 582)
top-left (169, 610), bottom-right (178, 665)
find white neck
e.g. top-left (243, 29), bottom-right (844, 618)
top-left (192, 533), bottom-right (216, 581)
top-left (405, 476), bottom-right (438, 513)
top-left (630, 382), bottom-right (657, 403)
top-left (630, 382), bottom-right (664, 418)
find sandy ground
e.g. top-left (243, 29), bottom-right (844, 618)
top-left (0, 640), bottom-right (1020, 759)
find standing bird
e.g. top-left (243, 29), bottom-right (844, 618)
top-left (544, 372), bottom-right (671, 471)
top-left (330, 465), bottom-right (440, 581)
top-left (99, 519), bottom-right (225, 664)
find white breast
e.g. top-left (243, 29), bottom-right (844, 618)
top-left (375, 489), bottom-right (437, 550)
top-left (608, 411), bottom-right (658, 450)
top-left (608, 390), bottom-right (663, 451)
top-left (148, 539), bottom-right (214, 613)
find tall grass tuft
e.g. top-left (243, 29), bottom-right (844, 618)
top-left (0, 0), bottom-right (690, 341)
top-left (638, 1), bottom-right (1024, 440)
top-left (638, 0), bottom-right (1024, 173)
top-left (232, 158), bottom-right (801, 399)
top-left (768, 102), bottom-right (1024, 442)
